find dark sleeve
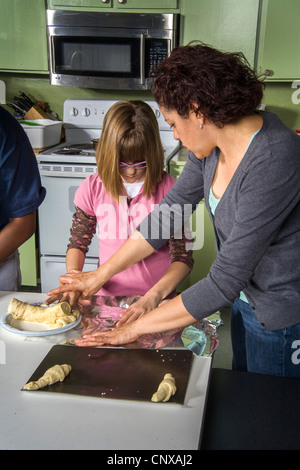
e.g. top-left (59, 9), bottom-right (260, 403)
top-left (67, 206), bottom-right (97, 254)
top-left (0, 107), bottom-right (46, 222)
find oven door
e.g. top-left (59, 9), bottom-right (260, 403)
top-left (38, 168), bottom-right (99, 258)
top-left (40, 255), bottom-right (98, 294)
top-left (38, 168), bottom-right (99, 292)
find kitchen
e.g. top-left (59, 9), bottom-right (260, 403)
top-left (1, 0), bottom-right (300, 452)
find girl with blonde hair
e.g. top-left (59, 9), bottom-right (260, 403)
top-left (48, 100), bottom-right (193, 319)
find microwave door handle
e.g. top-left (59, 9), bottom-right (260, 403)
top-left (140, 34), bottom-right (145, 85)
top-left (49, 36), bottom-right (56, 74)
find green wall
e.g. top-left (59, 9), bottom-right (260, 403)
top-left (1, 73), bottom-right (300, 131)
top-left (0, 73), bottom-right (153, 120)
top-left (2, 0), bottom-right (300, 129)
top-left (262, 82), bottom-right (300, 131)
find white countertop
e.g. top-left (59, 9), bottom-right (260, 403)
top-left (0, 291), bottom-right (211, 450)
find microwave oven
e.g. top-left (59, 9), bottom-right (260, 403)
top-left (46, 10), bottom-right (179, 90)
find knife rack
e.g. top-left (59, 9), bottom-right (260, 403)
top-left (24, 105), bottom-right (54, 121)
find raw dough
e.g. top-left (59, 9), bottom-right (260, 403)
top-left (8, 298), bottom-right (79, 329)
top-left (151, 373), bottom-right (177, 402)
top-left (23, 364), bottom-right (72, 390)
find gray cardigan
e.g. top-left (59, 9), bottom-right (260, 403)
top-left (139, 112), bottom-right (300, 330)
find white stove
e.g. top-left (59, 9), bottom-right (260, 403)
top-left (37, 99), bottom-right (179, 170)
top-left (37, 99), bottom-right (180, 293)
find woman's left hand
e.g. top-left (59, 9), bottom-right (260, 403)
top-left (76, 321), bottom-right (141, 347)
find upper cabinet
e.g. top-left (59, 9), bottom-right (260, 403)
top-left (0, 0), bottom-right (48, 73)
top-left (2, 0), bottom-right (299, 80)
top-left (255, 0), bottom-right (300, 81)
top-left (115, 0), bottom-right (178, 9)
top-left (48, 0), bottom-right (179, 11)
top-left (181, 0), bottom-right (300, 82)
top-left (49, 0), bottom-right (112, 8)
top-left (180, 0), bottom-right (260, 66)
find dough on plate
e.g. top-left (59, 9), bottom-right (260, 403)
top-left (23, 364), bottom-right (72, 390)
top-left (151, 373), bottom-right (177, 402)
top-left (7, 298), bottom-right (79, 329)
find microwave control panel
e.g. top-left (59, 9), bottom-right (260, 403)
top-left (146, 39), bottom-right (170, 78)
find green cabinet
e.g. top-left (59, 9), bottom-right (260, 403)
top-left (168, 150), bottom-right (216, 292)
top-left (19, 236), bottom-right (38, 287)
top-left (48, 0), bottom-right (179, 11)
top-left (49, 0), bottom-right (112, 8)
top-left (0, 0), bottom-right (48, 73)
top-left (180, 0), bottom-right (259, 65)
top-left (180, 0), bottom-right (300, 81)
top-left (256, 0), bottom-right (300, 81)
top-left (115, 0), bottom-right (178, 9)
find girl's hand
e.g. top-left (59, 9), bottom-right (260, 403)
top-left (46, 290), bottom-right (91, 308)
top-left (47, 269), bottom-right (102, 300)
top-left (46, 270), bottom-right (92, 307)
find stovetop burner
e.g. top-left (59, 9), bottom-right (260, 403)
top-left (69, 143), bottom-right (94, 151)
top-left (53, 143), bottom-right (95, 156)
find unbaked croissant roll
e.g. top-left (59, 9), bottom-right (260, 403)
top-left (8, 298), bottom-right (78, 328)
top-left (23, 364), bottom-right (72, 390)
top-left (151, 373), bottom-right (177, 402)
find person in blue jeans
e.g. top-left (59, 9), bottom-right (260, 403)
top-left (48, 43), bottom-right (300, 378)
top-left (0, 105), bottom-right (45, 290)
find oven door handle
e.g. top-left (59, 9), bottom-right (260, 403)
top-left (39, 170), bottom-right (87, 178)
top-left (140, 34), bottom-right (145, 86)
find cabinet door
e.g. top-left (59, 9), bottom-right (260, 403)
top-left (49, 0), bottom-right (177, 8)
top-left (115, 0), bottom-right (178, 9)
top-left (169, 159), bottom-right (216, 292)
top-left (180, 0), bottom-right (259, 66)
top-left (256, 0), bottom-right (300, 80)
top-left (49, 0), bottom-right (112, 8)
top-left (0, 0), bottom-right (48, 73)
top-left (19, 236), bottom-right (37, 287)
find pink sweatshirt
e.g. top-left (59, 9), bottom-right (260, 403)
top-left (74, 172), bottom-right (177, 297)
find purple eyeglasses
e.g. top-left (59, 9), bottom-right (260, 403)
top-left (119, 161), bottom-right (147, 170)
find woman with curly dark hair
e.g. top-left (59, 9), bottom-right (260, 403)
top-left (49, 44), bottom-right (300, 378)
top-left (152, 42), bottom-right (264, 126)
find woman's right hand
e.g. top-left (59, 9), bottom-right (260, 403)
top-left (116, 295), bottom-right (168, 327)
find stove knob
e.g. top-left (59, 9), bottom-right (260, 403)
top-left (82, 108), bottom-right (91, 117)
top-left (70, 107), bottom-right (78, 117)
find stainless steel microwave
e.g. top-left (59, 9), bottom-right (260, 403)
top-left (46, 10), bottom-right (179, 90)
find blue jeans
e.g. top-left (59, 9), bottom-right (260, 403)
top-left (231, 297), bottom-right (300, 378)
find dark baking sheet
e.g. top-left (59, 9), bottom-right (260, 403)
top-left (22, 345), bottom-right (193, 404)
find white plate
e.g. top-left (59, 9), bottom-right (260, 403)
top-left (0, 310), bottom-right (81, 337)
